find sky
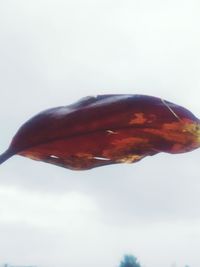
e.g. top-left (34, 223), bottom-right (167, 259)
top-left (0, 0), bottom-right (200, 267)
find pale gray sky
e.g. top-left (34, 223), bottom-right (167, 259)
top-left (0, 1), bottom-right (200, 267)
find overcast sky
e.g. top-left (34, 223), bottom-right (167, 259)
top-left (0, 1), bottom-right (200, 267)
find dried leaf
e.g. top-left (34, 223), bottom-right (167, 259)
top-left (0, 94), bottom-right (200, 170)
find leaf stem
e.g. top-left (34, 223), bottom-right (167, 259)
top-left (0, 149), bottom-right (13, 165)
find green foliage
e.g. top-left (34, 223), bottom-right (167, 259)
top-left (119, 255), bottom-right (141, 267)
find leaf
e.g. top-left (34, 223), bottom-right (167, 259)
top-left (0, 94), bottom-right (200, 170)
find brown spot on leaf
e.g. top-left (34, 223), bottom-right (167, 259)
top-left (129, 113), bottom-right (147, 125)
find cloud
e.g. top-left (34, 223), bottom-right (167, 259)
top-left (0, 186), bottom-right (97, 228)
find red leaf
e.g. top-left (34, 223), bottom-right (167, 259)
top-left (0, 94), bottom-right (200, 170)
